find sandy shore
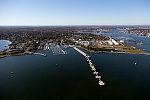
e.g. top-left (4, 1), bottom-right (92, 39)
top-left (0, 40), bottom-right (12, 44)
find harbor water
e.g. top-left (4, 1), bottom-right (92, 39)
top-left (0, 33), bottom-right (150, 100)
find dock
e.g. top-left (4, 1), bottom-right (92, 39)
top-left (50, 45), bottom-right (67, 55)
top-left (73, 47), bottom-right (105, 86)
top-left (34, 52), bottom-right (47, 57)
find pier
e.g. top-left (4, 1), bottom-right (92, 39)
top-left (34, 52), bottom-right (47, 57)
top-left (73, 47), bottom-right (105, 86)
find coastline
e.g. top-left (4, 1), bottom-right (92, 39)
top-left (0, 45), bottom-right (150, 59)
top-left (0, 49), bottom-right (46, 58)
top-left (0, 40), bottom-right (12, 44)
top-left (0, 40), bottom-right (12, 50)
top-left (79, 46), bottom-right (150, 56)
top-left (0, 40), bottom-right (12, 56)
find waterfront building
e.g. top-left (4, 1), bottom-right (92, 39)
top-left (108, 40), bottom-right (113, 45)
top-left (111, 39), bottom-right (119, 45)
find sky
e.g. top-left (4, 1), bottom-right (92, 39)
top-left (0, 0), bottom-right (150, 25)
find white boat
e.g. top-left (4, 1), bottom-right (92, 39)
top-left (95, 75), bottom-right (101, 79)
top-left (99, 81), bottom-right (105, 85)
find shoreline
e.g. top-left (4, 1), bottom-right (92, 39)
top-left (0, 40), bottom-right (12, 44)
top-left (79, 46), bottom-right (150, 56)
top-left (0, 49), bottom-right (46, 58)
top-left (1, 46), bottom-right (150, 59)
top-left (0, 40), bottom-right (12, 52)
top-left (0, 40), bottom-right (12, 49)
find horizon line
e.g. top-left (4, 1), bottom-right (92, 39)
top-left (0, 24), bottom-right (150, 27)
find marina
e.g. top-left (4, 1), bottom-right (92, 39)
top-left (50, 45), bottom-right (67, 55)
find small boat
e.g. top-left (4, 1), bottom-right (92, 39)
top-left (95, 75), bottom-right (101, 79)
top-left (10, 72), bottom-right (14, 74)
top-left (93, 71), bottom-right (98, 75)
top-left (99, 81), bottom-right (105, 85)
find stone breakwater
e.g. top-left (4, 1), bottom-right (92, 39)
top-left (73, 47), bottom-right (105, 86)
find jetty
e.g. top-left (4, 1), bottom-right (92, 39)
top-left (73, 47), bottom-right (105, 86)
top-left (34, 52), bottom-right (47, 57)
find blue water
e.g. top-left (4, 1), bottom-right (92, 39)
top-left (0, 32), bottom-right (150, 100)
top-left (0, 40), bottom-right (10, 51)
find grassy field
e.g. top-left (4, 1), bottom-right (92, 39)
top-left (81, 44), bottom-right (149, 55)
